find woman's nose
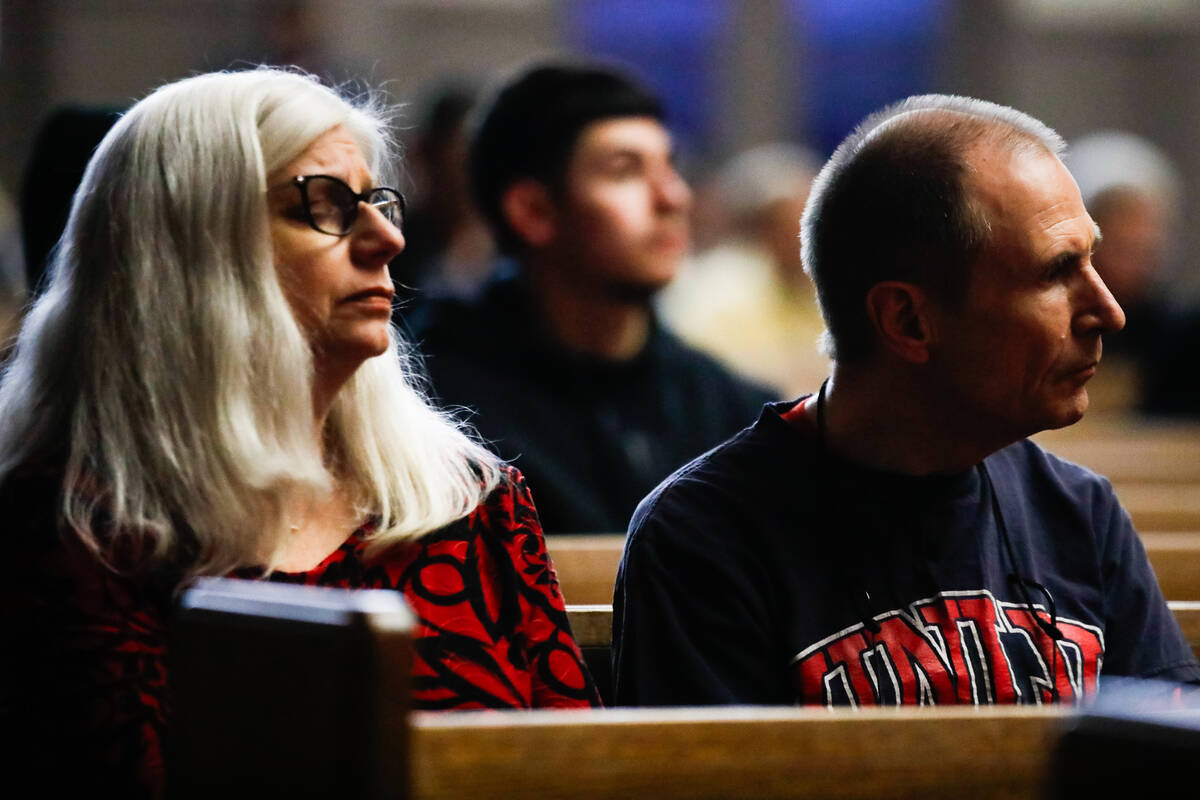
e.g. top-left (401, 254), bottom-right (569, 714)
top-left (351, 203), bottom-right (405, 267)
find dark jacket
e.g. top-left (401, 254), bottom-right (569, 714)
top-left (407, 270), bottom-right (776, 534)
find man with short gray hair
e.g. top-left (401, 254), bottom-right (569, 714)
top-left (614, 95), bottom-right (1200, 707)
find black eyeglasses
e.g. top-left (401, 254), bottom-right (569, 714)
top-left (288, 174), bottom-right (405, 237)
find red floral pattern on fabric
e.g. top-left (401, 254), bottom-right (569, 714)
top-left (4, 522), bottom-right (175, 799)
top-left (3, 465), bottom-right (597, 799)
top-left (234, 466), bottom-right (599, 709)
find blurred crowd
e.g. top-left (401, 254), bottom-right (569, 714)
top-left (4, 63), bottom-right (1200, 491)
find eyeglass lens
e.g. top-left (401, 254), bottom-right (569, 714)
top-left (302, 175), bottom-right (404, 236)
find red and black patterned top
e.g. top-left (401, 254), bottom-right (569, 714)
top-left (1, 465), bottom-right (599, 798)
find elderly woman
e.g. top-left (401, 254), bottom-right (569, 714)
top-left (0, 68), bottom-right (599, 796)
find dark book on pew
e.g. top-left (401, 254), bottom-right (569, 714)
top-left (169, 579), bottom-right (413, 800)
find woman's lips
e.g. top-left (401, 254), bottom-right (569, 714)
top-left (342, 288), bottom-right (394, 310)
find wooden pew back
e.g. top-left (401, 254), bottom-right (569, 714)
top-left (567, 601), bottom-right (1200, 660)
top-left (1113, 484), bottom-right (1200, 531)
top-left (548, 534), bottom-right (624, 605)
top-left (166, 579), bottom-right (1200, 800)
top-left (411, 705), bottom-right (1066, 799)
top-left (550, 533), bottom-right (1200, 604)
top-left (1142, 532), bottom-right (1200, 600)
top-left (1034, 418), bottom-right (1200, 483)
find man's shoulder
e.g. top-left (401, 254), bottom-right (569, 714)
top-left (991, 437), bottom-right (1114, 488)
top-left (629, 404), bottom-right (815, 533)
top-left (987, 437), bottom-right (1121, 517)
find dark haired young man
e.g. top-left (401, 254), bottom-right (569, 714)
top-left (613, 95), bottom-right (1200, 706)
top-left (410, 61), bottom-right (773, 535)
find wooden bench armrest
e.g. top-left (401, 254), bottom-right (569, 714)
top-left (412, 705), bottom-right (1066, 799)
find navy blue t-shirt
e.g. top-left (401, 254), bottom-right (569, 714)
top-left (613, 400), bottom-right (1200, 707)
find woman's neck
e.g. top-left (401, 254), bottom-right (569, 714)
top-left (272, 480), bottom-right (359, 572)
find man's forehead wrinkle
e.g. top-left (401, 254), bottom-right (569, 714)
top-left (1036, 218), bottom-right (1094, 262)
top-left (1034, 198), bottom-right (1084, 229)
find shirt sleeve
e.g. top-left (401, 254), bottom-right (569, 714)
top-left (612, 476), bottom-right (788, 706)
top-left (495, 467), bottom-right (603, 708)
top-left (1098, 485), bottom-right (1200, 685)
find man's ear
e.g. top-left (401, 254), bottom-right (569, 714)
top-left (864, 281), bottom-right (935, 364)
top-left (501, 179), bottom-right (557, 249)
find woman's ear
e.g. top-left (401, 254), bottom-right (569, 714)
top-left (864, 281), bottom-right (935, 364)
top-left (500, 179), bottom-right (557, 249)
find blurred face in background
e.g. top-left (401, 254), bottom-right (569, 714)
top-left (756, 185), bottom-right (814, 289)
top-left (547, 116), bottom-right (693, 301)
top-left (1089, 187), bottom-right (1171, 310)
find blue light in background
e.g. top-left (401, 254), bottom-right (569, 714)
top-left (564, 0), bottom-right (730, 159)
top-left (565, 0), bottom-right (947, 158)
top-left (790, 0), bottom-right (949, 154)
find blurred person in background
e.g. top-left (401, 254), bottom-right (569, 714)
top-left (1, 67), bottom-right (599, 798)
top-left (0, 184), bottom-right (24, 348)
top-left (410, 60), bottom-right (774, 535)
top-left (1066, 131), bottom-right (1183, 413)
top-left (389, 79), bottom-right (494, 304)
top-left (660, 142), bottom-right (828, 397)
top-left (20, 105), bottom-right (123, 298)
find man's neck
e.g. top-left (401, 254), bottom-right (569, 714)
top-left (524, 260), bottom-right (653, 361)
top-left (807, 364), bottom-right (1015, 476)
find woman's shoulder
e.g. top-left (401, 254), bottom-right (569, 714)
top-left (463, 463), bottom-right (541, 537)
top-left (445, 464), bottom-right (557, 589)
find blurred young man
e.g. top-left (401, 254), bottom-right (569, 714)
top-left (410, 61), bottom-right (773, 535)
top-left (614, 95), bottom-right (1200, 706)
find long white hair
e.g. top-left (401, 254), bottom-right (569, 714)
top-left (0, 68), bottom-right (501, 577)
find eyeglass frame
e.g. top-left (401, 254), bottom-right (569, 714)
top-left (285, 173), bottom-right (406, 237)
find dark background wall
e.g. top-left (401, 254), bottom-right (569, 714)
top-left (4, 0), bottom-right (1199, 293)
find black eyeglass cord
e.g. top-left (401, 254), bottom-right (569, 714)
top-left (979, 461), bottom-right (1063, 703)
top-left (815, 377), bottom-right (1064, 702)
top-left (815, 378), bottom-right (883, 636)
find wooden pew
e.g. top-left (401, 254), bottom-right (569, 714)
top-left (1034, 418), bottom-right (1200, 483)
top-left (1172, 600), bottom-right (1200, 662)
top-left (566, 602), bottom-right (1200, 661)
top-left (1032, 417), bottom-right (1200, 530)
top-left (1114, 484), bottom-right (1200, 531)
top-left (550, 533), bottom-right (1200, 606)
top-left (568, 601), bottom-right (1200, 713)
top-left (170, 580), bottom-right (1199, 800)
top-left (535, 483), bottom-right (1200, 535)
top-left (411, 705), bottom-right (1066, 800)
top-left (1144, 532), bottom-right (1200, 599)
top-left (548, 534), bottom-right (625, 605)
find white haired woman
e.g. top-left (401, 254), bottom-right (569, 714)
top-left (0, 68), bottom-right (599, 796)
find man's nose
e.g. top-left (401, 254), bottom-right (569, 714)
top-left (654, 167), bottom-right (693, 213)
top-left (1074, 264), bottom-right (1126, 336)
